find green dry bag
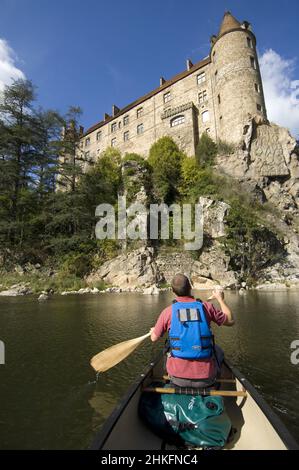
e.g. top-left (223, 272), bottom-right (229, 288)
top-left (139, 386), bottom-right (232, 449)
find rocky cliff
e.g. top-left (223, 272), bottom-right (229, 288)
top-left (86, 118), bottom-right (299, 291)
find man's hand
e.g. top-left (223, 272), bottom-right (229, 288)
top-left (208, 289), bottom-right (224, 302)
top-left (150, 327), bottom-right (159, 342)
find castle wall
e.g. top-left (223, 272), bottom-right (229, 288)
top-left (79, 16), bottom-right (268, 162)
top-left (80, 62), bottom-right (218, 160)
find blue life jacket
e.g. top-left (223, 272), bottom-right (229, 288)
top-left (169, 300), bottom-right (214, 360)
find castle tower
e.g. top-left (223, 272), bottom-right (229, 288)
top-left (211, 12), bottom-right (267, 144)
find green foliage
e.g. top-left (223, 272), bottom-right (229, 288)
top-left (148, 137), bottom-right (184, 204)
top-left (195, 133), bottom-right (218, 168)
top-left (59, 253), bottom-right (92, 278)
top-left (180, 157), bottom-right (218, 200)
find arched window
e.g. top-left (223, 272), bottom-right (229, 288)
top-left (170, 115), bottom-right (185, 127)
top-left (202, 110), bottom-right (210, 123)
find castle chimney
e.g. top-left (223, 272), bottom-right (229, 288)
top-left (186, 59), bottom-right (193, 71)
top-left (104, 113), bottom-right (111, 120)
top-left (160, 77), bottom-right (166, 86)
top-left (112, 105), bottom-right (120, 116)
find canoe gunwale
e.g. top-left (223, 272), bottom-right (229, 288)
top-left (90, 351), bottom-right (299, 450)
top-left (90, 348), bottom-right (166, 450)
top-left (225, 359), bottom-right (299, 450)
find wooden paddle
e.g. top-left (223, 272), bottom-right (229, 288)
top-left (90, 332), bottom-right (151, 373)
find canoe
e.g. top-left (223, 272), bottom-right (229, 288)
top-left (91, 349), bottom-right (299, 450)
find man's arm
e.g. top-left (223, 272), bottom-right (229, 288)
top-left (210, 291), bottom-right (235, 326)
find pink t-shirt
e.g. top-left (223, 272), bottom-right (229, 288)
top-left (153, 296), bottom-right (227, 379)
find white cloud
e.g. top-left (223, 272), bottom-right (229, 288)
top-left (259, 49), bottom-right (299, 138)
top-left (0, 38), bottom-right (25, 91)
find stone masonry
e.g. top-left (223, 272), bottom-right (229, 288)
top-left (68, 12), bottom-right (267, 163)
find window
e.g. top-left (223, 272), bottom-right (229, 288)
top-left (85, 151), bottom-right (90, 159)
top-left (164, 91), bottom-right (171, 103)
top-left (206, 128), bottom-right (210, 134)
top-left (202, 110), bottom-right (209, 123)
top-left (255, 83), bottom-right (260, 93)
top-left (197, 71), bottom-right (206, 85)
top-left (118, 121), bottom-right (121, 129)
top-left (137, 107), bottom-right (143, 118)
top-left (85, 137), bottom-right (90, 147)
top-left (250, 56), bottom-right (256, 69)
top-left (247, 37), bottom-right (253, 48)
top-left (111, 138), bottom-right (116, 147)
top-left (257, 104), bottom-right (262, 111)
top-left (170, 115), bottom-right (185, 127)
top-left (198, 90), bottom-right (207, 103)
top-left (218, 94), bottom-right (221, 104)
top-left (123, 115), bottom-right (129, 126)
top-left (111, 122), bottom-right (117, 133)
top-left (137, 123), bottom-right (144, 135)
top-left (124, 131), bottom-right (129, 141)
top-left (96, 131), bottom-right (102, 141)
top-left (215, 70), bottom-right (218, 77)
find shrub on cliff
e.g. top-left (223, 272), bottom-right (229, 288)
top-left (148, 137), bottom-right (185, 204)
top-left (195, 133), bottom-right (218, 168)
top-left (122, 153), bottom-right (152, 203)
top-left (224, 199), bottom-right (286, 283)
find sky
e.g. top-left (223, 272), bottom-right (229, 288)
top-left (0, 0), bottom-right (299, 137)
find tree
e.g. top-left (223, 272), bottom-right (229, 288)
top-left (0, 79), bottom-right (63, 248)
top-left (195, 133), bottom-right (217, 168)
top-left (148, 137), bottom-right (184, 204)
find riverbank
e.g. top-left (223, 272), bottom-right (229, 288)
top-left (0, 276), bottom-right (299, 299)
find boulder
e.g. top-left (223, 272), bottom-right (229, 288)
top-left (38, 293), bottom-right (49, 301)
top-left (199, 197), bottom-right (230, 238)
top-left (143, 284), bottom-right (159, 295)
top-left (0, 284), bottom-right (32, 296)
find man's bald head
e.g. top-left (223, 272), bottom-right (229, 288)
top-left (171, 273), bottom-right (192, 297)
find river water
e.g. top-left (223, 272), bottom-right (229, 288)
top-left (0, 290), bottom-right (298, 449)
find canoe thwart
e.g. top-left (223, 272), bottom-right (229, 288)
top-left (152, 375), bottom-right (236, 384)
top-left (142, 386), bottom-right (247, 397)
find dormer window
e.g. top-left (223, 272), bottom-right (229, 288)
top-left (197, 71), bottom-right (206, 85)
top-left (164, 91), bottom-right (171, 103)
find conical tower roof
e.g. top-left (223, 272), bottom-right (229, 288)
top-left (218, 11), bottom-right (241, 36)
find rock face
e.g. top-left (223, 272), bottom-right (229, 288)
top-left (216, 117), bottom-right (299, 283)
top-left (86, 247), bottom-right (163, 289)
top-left (217, 117), bottom-right (299, 213)
top-left (87, 197), bottom-right (240, 290)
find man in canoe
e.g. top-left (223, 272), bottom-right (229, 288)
top-left (150, 273), bottom-right (235, 388)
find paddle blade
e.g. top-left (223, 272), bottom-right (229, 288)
top-left (90, 332), bottom-right (151, 373)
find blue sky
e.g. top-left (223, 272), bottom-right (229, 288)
top-left (0, 0), bottom-right (299, 136)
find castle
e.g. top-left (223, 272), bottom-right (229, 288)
top-left (78, 12), bottom-right (267, 161)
